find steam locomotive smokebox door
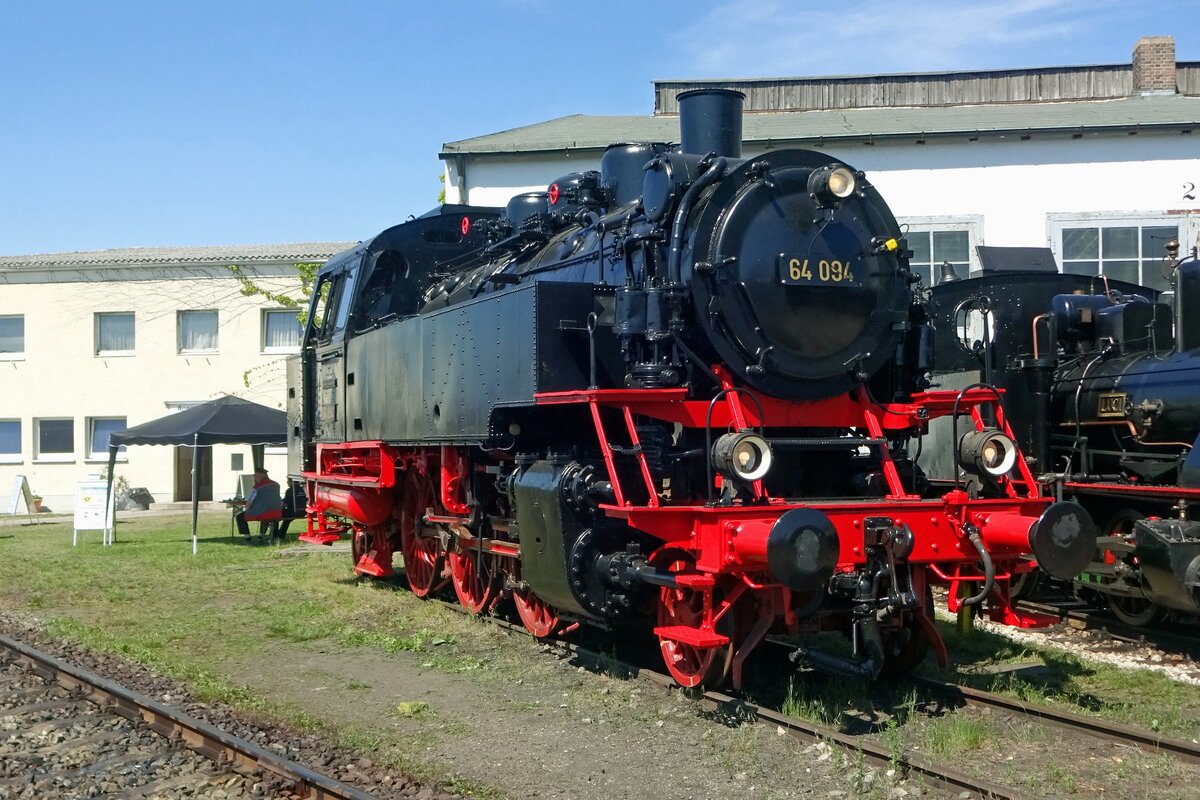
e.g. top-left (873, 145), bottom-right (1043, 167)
top-left (511, 459), bottom-right (590, 617)
top-left (421, 281), bottom-right (617, 441)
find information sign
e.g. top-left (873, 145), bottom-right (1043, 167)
top-left (73, 480), bottom-right (114, 545)
top-left (8, 475), bottom-right (34, 516)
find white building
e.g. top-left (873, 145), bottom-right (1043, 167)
top-left (0, 242), bottom-right (350, 513)
top-left (441, 36), bottom-right (1200, 289)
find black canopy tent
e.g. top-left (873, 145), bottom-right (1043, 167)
top-left (105, 395), bottom-right (288, 554)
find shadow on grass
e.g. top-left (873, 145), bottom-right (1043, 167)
top-left (332, 572), bottom-right (407, 588)
top-left (925, 619), bottom-right (1107, 713)
top-left (702, 696), bottom-right (760, 728)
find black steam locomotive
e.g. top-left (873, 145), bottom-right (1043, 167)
top-left (287, 90), bottom-right (1095, 687)
top-left (927, 246), bottom-right (1200, 626)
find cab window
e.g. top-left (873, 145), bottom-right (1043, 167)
top-left (306, 274), bottom-right (335, 344)
top-left (352, 250), bottom-right (416, 331)
top-left (330, 267), bottom-right (359, 337)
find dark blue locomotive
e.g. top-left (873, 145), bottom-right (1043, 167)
top-left (927, 246), bottom-right (1200, 625)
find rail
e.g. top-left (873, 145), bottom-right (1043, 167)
top-left (0, 633), bottom-right (380, 800)
top-left (435, 599), bottom-right (1023, 799)
top-left (914, 675), bottom-right (1200, 766)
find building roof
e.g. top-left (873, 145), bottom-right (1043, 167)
top-left (652, 64), bottom-right (1200, 114)
top-left (442, 94), bottom-right (1200, 157)
top-left (0, 241), bottom-right (355, 271)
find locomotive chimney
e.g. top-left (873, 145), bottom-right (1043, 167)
top-left (677, 89), bottom-right (744, 158)
top-left (1175, 254), bottom-right (1200, 352)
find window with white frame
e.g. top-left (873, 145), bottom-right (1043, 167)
top-left (35, 418), bottom-right (74, 461)
top-left (178, 310), bottom-right (218, 353)
top-left (262, 309), bottom-right (303, 353)
top-left (1049, 213), bottom-right (1197, 292)
top-left (95, 312), bottom-right (135, 355)
top-left (0, 420), bottom-right (20, 462)
top-left (897, 217), bottom-right (984, 287)
top-left (87, 417), bottom-right (127, 459)
top-left (0, 315), bottom-right (24, 358)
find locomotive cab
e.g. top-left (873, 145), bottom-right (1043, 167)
top-left (292, 205), bottom-right (500, 472)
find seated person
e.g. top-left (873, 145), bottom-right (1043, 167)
top-left (282, 482), bottom-right (306, 517)
top-left (234, 468), bottom-right (282, 537)
top-left (277, 482), bottom-right (308, 537)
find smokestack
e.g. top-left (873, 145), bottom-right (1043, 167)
top-left (677, 89), bottom-right (745, 158)
top-left (1132, 36), bottom-right (1177, 94)
top-left (1176, 261), bottom-right (1200, 352)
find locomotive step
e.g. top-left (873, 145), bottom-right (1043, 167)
top-left (653, 625), bottom-right (730, 648)
top-left (298, 530), bottom-right (345, 545)
top-left (673, 573), bottom-right (716, 589)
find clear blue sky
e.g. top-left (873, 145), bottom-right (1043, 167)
top-left (3, 0), bottom-right (1198, 254)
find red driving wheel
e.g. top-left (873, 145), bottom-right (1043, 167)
top-left (350, 524), bottom-right (370, 572)
top-left (399, 470), bottom-right (443, 598)
top-left (449, 546), bottom-right (499, 614)
top-left (513, 586), bottom-right (562, 638)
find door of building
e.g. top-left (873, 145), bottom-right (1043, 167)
top-left (175, 446), bottom-right (213, 502)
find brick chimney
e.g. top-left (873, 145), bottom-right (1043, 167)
top-left (1132, 35), bottom-right (1177, 94)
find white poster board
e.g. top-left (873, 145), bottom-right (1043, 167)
top-left (73, 479), bottom-right (114, 546)
top-left (8, 474), bottom-right (36, 520)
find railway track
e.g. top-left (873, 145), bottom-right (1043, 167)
top-left (434, 583), bottom-right (1200, 800)
top-left (913, 675), bottom-right (1200, 765)
top-left (0, 633), bottom-right (378, 800)
top-left (1016, 599), bottom-right (1200, 657)
top-left (435, 597), bottom-right (1023, 800)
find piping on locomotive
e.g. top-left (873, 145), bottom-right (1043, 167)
top-left (928, 243), bottom-right (1200, 627)
top-left (285, 90), bottom-right (1095, 687)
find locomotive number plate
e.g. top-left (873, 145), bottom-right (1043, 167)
top-left (779, 256), bottom-right (860, 286)
top-left (1097, 392), bottom-right (1128, 418)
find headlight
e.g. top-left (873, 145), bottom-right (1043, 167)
top-left (959, 429), bottom-right (1018, 478)
top-left (712, 431), bottom-right (773, 483)
top-left (826, 167), bottom-right (855, 198)
top-left (807, 164), bottom-right (857, 205)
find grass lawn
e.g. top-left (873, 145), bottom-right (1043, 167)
top-left (0, 512), bottom-right (519, 791)
top-left (3, 511), bottom-right (1200, 798)
top-left (0, 512), bottom-right (876, 800)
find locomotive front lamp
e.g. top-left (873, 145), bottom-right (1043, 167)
top-left (827, 167), bottom-right (855, 197)
top-left (712, 431), bottom-right (774, 483)
top-left (808, 164), bottom-right (856, 206)
top-left (958, 429), bottom-right (1018, 478)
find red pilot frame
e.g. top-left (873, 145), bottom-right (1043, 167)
top-left (530, 367), bottom-right (1093, 685)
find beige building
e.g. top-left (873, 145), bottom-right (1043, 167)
top-left (0, 242), bottom-right (351, 513)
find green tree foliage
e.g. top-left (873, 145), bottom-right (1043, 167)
top-left (227, 261), bottom-right (324, 326)
top-left (226, 261), bottom-right (328, 387)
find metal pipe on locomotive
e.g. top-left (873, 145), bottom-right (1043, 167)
top-left (928, 243), bottom-right (1200, 626)
top-left (286, 90), bottom-right (1094, 687)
